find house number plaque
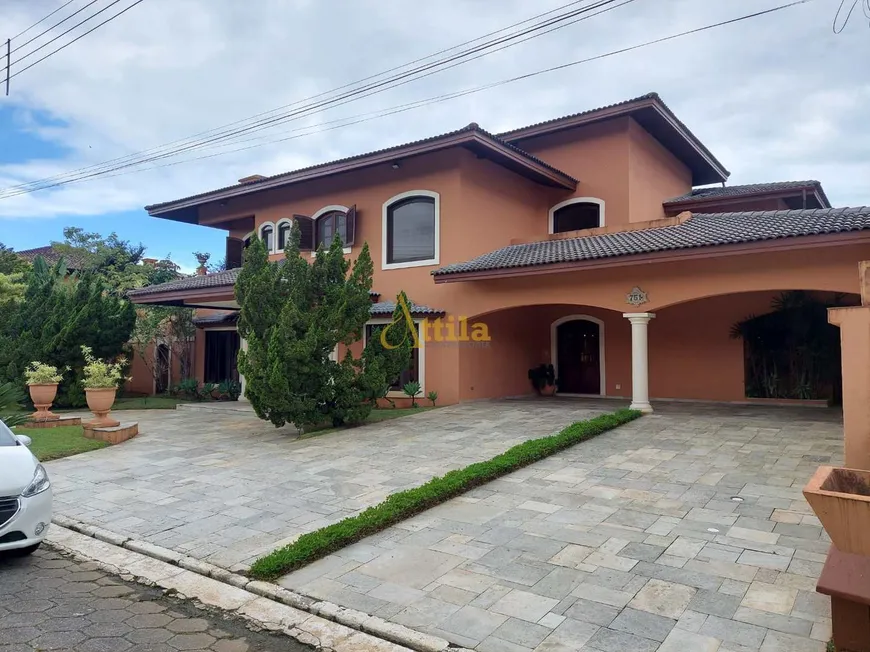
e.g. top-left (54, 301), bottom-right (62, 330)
top-left (626, 286), bottom-right (649, 306)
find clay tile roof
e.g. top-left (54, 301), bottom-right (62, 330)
top-left (369, 301), bottom-right (445, 316)
top-left (433, 207), bottom-right (870, 277)
top-left (128, 267), bottom-right (241, 297)
top-left (16, 245), bottom-right (88, 270)
top-left (127, 261), bottom-right (384, 301)
top-left (665, 180), bottom-right (830, 207)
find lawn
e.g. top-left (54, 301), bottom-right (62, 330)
top-left (13, 425), bottom-right (108, 461)
top-left (8, 395), bottom-right (190, 413)
top-left (299, 406), bottom-right (435, 439)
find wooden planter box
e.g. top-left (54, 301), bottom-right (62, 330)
top-left (804, 465), bottom-right (870, 557)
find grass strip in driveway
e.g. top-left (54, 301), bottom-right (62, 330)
top-left (14, 425), bottom-right (109, 461)
top-left (249, 408), bottom-right (642, 581)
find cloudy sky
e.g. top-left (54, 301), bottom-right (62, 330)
top-left (1, 0), bottom-right (867, 272)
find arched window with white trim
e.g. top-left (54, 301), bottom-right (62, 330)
top-left (382, 190), bottom-right (440, 270)
top-left (259, 223), bottom-right (275, 251)
top-left (549, 197), bottom-right (605, 234)
top-left (276, 219), bottom-right (292, 250)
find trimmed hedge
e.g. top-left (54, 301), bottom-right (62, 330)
top-left (248, 408), bottom-right (642, 580)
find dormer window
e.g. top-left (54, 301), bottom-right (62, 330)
top-left (549, 198), bottom-right (605, 234)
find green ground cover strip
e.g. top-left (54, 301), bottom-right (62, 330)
top-left (249, 408), bottom-right (642, 581)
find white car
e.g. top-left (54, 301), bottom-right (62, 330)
top-left (0, 420), bottom-right (52, 556)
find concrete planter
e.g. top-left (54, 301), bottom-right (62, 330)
top-left (28, 383), bottom-right (59, 421)
top-left (85, 387), bottom-right (120, 428)
top-left (804, 465), bottom-right (870, 556)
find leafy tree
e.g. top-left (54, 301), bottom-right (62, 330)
top-left (0, 256), bottom-right (135, 407)
top-left (237, 224), bottom-right (409, 429)
top-left (130, 306), bottom-right (195, 393)
top-left (0, 243), bottom-right (28, 274)
top-left (0, 272), bottom-right (27, 304)
top-left (52, 227), bottom-right (178, 295)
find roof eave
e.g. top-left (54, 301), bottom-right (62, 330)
top-left (145, 130), bottom-right (575, 218)
top-left (664, 186), bottom-right (831, 212)
top-left (499, 96), bottom-right (729, 186)
top-left (432, 230), bottom-right (870, 283)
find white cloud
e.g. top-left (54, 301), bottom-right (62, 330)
top-left (1, 0), bottom-right (868, 223)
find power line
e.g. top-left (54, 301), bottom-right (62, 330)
top-left (0, 0), bottom-right (597, 188)
top-left (0, 0), bottom-right (814, 200)
top-left (9, 0), bottom-right (78, 42)
top-left (1, 0), bottom-right (630, 195)
top-left (9, 0), bottom-right (102, 57)
top-left (10, 0), bottom-right (133, 67)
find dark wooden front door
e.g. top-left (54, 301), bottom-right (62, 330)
top-left (557, 320), bottom-right (601, 394)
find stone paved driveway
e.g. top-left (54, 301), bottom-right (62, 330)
top-left (46, 400), bottom-right (605, 570)
top-left (276, 402), bottom-right (842, 652)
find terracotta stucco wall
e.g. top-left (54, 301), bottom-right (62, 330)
top-left (507, 118), bottom-right (632, 227)
top-left (627, 119), bottom-right (692, 223)
top-left (457, 305), bottom-right (631, 401)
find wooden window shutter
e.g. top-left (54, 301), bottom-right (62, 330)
top-left (345, 205), bottom-right (357, 246)
top-left (294, 214), bottom-right (314, 250)
top-left (225, 237), bottom-right (244, 270)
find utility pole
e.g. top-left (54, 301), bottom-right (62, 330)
top-left (4, 39), bottom-right (9, 96)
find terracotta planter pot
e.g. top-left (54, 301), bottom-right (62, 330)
top-left (804, 465), bottom-right (870, 556)
top-left (28, 383), bottom-right (59, 421)
top-left (85, 388), bottom-right (120, 428)
top-left (540, 384), bottom-right (557, 397)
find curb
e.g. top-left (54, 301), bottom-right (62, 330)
top-left (52, 515), bottom-right (470, 652)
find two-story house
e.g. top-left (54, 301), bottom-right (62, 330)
top-left (129, 92), bottom-right (870, 411)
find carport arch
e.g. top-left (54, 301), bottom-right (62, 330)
top-left (550, 314), bottom-right (606, 396)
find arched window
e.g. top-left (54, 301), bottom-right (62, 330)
top-left (277, 220), bottom-right (292, 250)
top-left (549, 198), bottom-right (604, 234)
top-left (316, 210), bottom-right (347, 248)
top-left (259, 223), bottom-right (274, 251)
top-left (382, 191), bottom-right (439, 269)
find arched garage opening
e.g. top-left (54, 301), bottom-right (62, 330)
top-left (456, 304), bottom-right (625, 403)
top-left (650, 290), bottom-right (858, 405)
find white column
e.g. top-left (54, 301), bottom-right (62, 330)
top-left (239, 336), bottom-right (248, 401)
top-left (623, 312), bottom-right (655, 413)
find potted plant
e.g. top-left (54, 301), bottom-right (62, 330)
top-left (528, 364), bottom-right (557, 396)
top-left (804, 465), bottom-right (870, 556)
top-left (81, 346), bottom-right (127, 428)
top-left (24, 361), bottom-right (65, 421)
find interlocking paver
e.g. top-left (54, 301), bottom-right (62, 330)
top-left (271, 401), bottom-right (840, 650)
top-left (0, 548), bottom-right (312, 651)
top-left (47, 400), bottom-right (842, 651)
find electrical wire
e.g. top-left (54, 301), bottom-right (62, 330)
top-left (8, 0), bottom-right (78, 42)
top-left (9, 0), bottom-right (102, 57)
top-left (10, 0), bottom-right (139, 69)
top-left (1, 0), bottom-right (630, 195)
top-left (0, 0), bottom-right (814, 200)
top-left (2, 0), bottom-right (598, 187)
top-left (832, 0), bottom-right (870, 32)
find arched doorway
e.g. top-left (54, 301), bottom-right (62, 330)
top-left (551, 315), bottom-right (605, 395)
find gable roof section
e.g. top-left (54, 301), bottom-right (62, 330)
top-left (17, 245), bottom-right (88, 270)
top-left (665, 180), bottom-right (830, 208)
top-left (433, 207), bottom-right (870, 279)
top-left (497, 92), bottom-right (729, 186)
top-left (146, 124), bottom-right (577, 222)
